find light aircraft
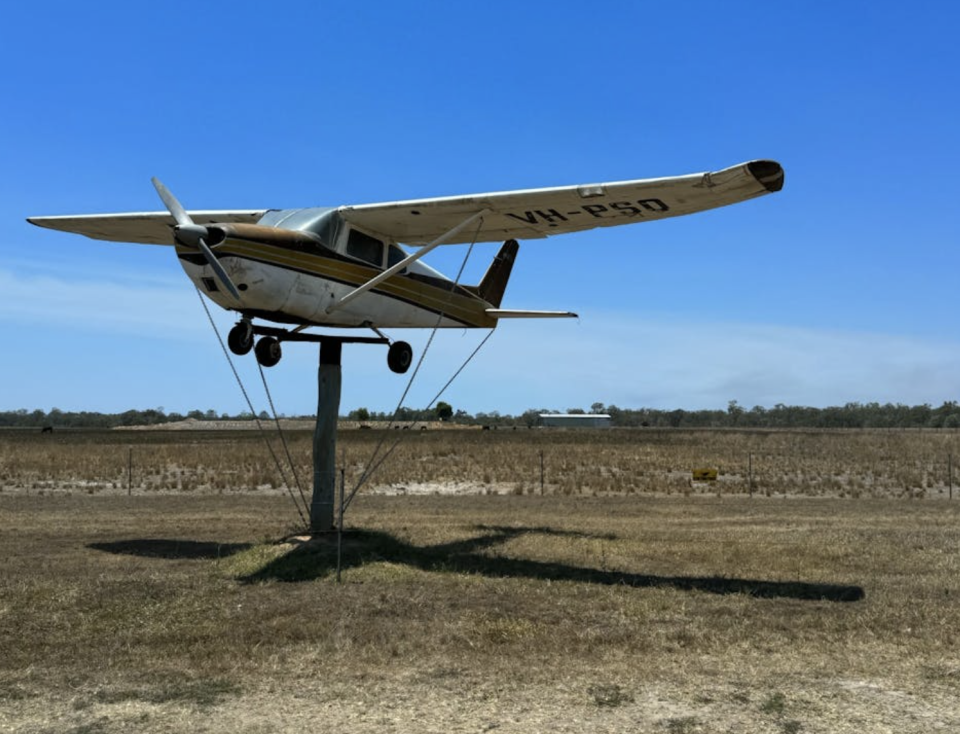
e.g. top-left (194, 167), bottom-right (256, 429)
top-left (28, 160), bottom-right (783, 372)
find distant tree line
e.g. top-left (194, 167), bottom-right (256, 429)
top-left (3, 400), bottom-right (960, 430)
top-left (588, 400), bottom-right (960, 429)
top-left (0, 407), bottom-right (269, 429)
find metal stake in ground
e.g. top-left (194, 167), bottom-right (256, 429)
top-left (312, 339), bottom-right (343, 533)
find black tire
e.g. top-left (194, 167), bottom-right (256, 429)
top-left (227, 322), bottom-right (254, 355)
top-left (387, 341), bottom-right (413, 374)
top-left (254, 337), bottom-right (282, 367)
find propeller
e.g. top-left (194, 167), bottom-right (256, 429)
top-left (151, 177), bottom-right (241, 301)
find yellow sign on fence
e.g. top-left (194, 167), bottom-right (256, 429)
top-left (692, 468), bottom-right (718, 482)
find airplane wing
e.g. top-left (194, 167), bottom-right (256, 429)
top-left (26, 210), bottom-right (267, 245)
top-left (339, 160), bottom-right (783, 245)
top-left (27, 159), bottom-right (782, 247)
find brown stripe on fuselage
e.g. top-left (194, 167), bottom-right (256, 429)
top-left (178, 234), bottom-right (495, 328)
top-left (223, 242), bottom-right (489, 326)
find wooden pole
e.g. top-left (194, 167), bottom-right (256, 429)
top-left (748, 453), bottom-right (753, 497)
top-left (127, 447), bottom-right (132, 496)
top-left (311, 339), bottom-right (342, 533)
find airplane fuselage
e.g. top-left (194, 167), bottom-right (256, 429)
top-left (176, 218), bottom-right (498, 330)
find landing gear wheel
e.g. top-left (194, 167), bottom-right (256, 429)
top-left (254, 336), bottom-right (282, 367)
top-left (387, 341), bottom-right (413, 374)
top-left (227, 321), bottom-right (254, 355)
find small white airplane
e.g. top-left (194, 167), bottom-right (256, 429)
top-left (28, 160), bottom-right (783, 373)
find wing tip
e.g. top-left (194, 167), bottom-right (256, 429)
top-left (26, 216), bottom-right (52, 229)
top-left (747, 160), bottom-right (785, 193)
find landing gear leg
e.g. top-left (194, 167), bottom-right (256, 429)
top-left (366, 325), bottom-right (413, 375)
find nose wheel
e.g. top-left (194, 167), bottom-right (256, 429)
top-left (227, 321), bottom-right (254, 355)
top-left (229, 320), bottom-right (282, 367)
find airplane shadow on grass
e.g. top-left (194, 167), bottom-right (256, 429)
top-left (89, 526), bottom-right (863, 602)
top-left (237, 525), bottom-right (865, 603)
top-left (88, 538), bottom-right (252, 560)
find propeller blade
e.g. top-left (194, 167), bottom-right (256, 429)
top-left (151, 177), bottom-right (193, 227)
top-left (150, 177), bottom-right (241, 302)
top-left (197, 236), bottom-right (241, 301)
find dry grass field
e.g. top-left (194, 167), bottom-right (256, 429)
top-left (2, 428), bottom-right (960, 732)
top-left (3, 426), bottom-right (960, 499)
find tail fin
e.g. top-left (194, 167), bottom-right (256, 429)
top-left (472, 239), bottom-right (518, 308)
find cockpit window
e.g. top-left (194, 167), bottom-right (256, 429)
top-left (387, 244), bottom-right (407, 269)
top-left (346, 228), bottom-right (384, 266)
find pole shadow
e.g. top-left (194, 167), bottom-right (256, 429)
top-left (88, 539), bottom-right (252, 560)
top-left (242, 525), bottom-right (865, 603)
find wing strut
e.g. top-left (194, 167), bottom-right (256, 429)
top-left (325, 209), bottom-right (489, 315)
top-left (485, 309), bottom-right (578, 318)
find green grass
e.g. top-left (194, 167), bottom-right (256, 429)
top-left (760, 691), bottom-right (787, 716)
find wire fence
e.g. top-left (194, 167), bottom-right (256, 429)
top-left (4, 428), bottom-right (960, 501)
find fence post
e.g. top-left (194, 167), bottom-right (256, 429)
top-left (540, 450), bottom-right (545, 495)
top-left (748, 453), bottom-right (753, 497)
top-left (949, 453), bottom-right (953, 500)
top-left (127, 447), bottom-right (132, 496)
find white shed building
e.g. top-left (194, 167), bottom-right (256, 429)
top-left (538, 414), bottom-right (612, 428)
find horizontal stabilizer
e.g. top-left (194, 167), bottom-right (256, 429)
top-left (485, 309), bottom-right (578, 319)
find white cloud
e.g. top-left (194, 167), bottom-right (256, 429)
top-left (419, 314), bottom-right (960, 412)
top-left (3, 262), bottom-right (958, 413)
top-left (0, 267), bottom-right (208, 341)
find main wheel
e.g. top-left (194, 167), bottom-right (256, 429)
top-left (387, 341), bottom-right (413, 374)
top-left (254, 336), bottom-right (282, 367)
top-left (227, 322), bottom-right (254, 355)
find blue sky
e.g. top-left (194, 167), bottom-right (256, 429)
top-left (1, 1), bottom-right (958, 416)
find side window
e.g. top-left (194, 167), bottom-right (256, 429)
top-left (346, 228), bottom-right (384, 266)
top-left (387, 245), bottom-right (407, 270)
